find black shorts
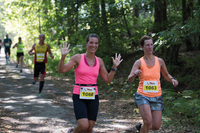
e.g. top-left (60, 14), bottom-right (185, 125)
top-left (34, 62), bottom-right (46, 77)
top-left (5, 47), bottom-right (10, 55)
top-left (17, 52), bottom-right (24, 57)
top-left (73, 94), bottom-right (99, 121)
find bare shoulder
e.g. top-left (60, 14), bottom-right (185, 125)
top-left (46, 43), bottom-right (50, 47)
top-left (97, 57), bottom-right (104, 65)
top-left (157, 57), bottom-right (166, 67)
top-left (71, 54), bottom-right (81, 61)
top-left (134, 59), bottom-right (141, 66)
top-left (158, 57), bottom-right (165, 63)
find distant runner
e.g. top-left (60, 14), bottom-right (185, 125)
top-left (0, 39), bottom-right (2, 54)
top-left (28, 34), bottom-right (54, 97)
top-left (58, 33), bottom-right (123, 133)
top-left (3, 34), bottom-right (12, 64)
top-left (12, 37), bottom-right (24, 73)
top-left (128, 35), bottom-right (178, 133)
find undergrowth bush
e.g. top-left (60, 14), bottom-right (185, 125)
top-left (162, 55), bottom-right (200, 131)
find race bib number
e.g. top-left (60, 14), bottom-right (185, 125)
top-left (143, 81), bottom-right (158, 93)
top-left (5, 43), bottom-right (9, 46)
top-left (18, 48), bottom-right (23, 51)
top-left (37, 53), bottom-right (45, 61)
top-left (80, 87), bottom-right (95, 100)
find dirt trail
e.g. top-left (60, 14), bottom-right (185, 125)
top-left (0, 48), bottom-right (139, 133)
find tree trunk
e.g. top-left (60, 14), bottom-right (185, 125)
top-left (153, 0), bottom-right (167, 32)
top-left (182, 0), bottom-right (194, 51)
top-left (134, 5), bottom-right (139, 19)
top-left (198, 0), bottom-right (200, 50)
top-left (101, 0), bottom-right (111, 47)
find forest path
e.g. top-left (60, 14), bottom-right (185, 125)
top-left (0, 48), bottom-right (165, 133)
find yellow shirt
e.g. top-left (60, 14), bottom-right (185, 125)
top-left (35, 43), bottom-right (47, 62)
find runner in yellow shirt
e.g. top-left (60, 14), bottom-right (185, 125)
top-left (28, 34), bottom-right (54, 97)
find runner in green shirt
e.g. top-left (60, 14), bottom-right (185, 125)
top-left (13, 37), bottom-right (24, 73)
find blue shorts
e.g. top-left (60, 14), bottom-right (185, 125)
top-left (73, 94), bottom-right (99, 121)
top-left (134, 92), bottom-right (164, 111)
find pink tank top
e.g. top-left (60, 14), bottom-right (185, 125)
top-left (137, 56), bottom-right (162, 97)
top-left (73, 54), bottom-right (100, 95)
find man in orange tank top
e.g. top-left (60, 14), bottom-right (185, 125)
top-left (128, 35), bottom-right (178, 133)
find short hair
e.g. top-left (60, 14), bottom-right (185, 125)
top-left (86, 34), bottom-right (99, 43)
top-left (140, 35), bottom-right (152, 47)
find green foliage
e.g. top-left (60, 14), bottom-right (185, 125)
top-left (162, 55), bottom-right (200, 130)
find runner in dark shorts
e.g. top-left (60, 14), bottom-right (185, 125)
top-left (3, 34), bottom-right (12, 64)
top-left (28, 34), bottom-right (54, 97)
top-left (13, 37), bottom-right (24, 73)
top-left (58, 34), bottom-right (123, 133)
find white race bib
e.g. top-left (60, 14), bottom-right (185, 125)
top-left (36, 53), bottom-right (45, 60)
top-left (79, 87), bottom-right (96, 100)
top-left (143, 81), bottom-right (158, 93)
top-left (18, 48), bottom-right (23, 51)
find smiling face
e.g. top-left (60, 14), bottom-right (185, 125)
top-left (86, 37), bottom-right (99, 54)
top-left (142, 39), bottom-right (154, 55)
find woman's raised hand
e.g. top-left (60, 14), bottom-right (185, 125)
top-left (60, 42), bottom-right (71, 56)
top-left (111, 53), bottom-right (123, 68)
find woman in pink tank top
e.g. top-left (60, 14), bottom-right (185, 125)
top-left (58, 34), bottom-right (123, 133)
top-left (128, 35), bottom-right (178, 133)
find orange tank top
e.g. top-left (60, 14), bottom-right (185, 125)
top-left (137, 56), bottom-right (162, 97)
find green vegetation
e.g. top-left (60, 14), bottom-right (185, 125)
top-left (1, 0), bottom-right (200, 132)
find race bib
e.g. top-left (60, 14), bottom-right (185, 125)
top-left (18, 48), bottom-right (23, 51)
top-left (36, 53), bottom-right (45, 61)
top-left (80, 87), bottom-right (96, 100)
top-left (5, 43), bottom-right (9, 46)
top-left (143, 81), bottom-right (158, 93)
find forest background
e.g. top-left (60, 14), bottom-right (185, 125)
top-left (0, 0), bottom-right (200, 132)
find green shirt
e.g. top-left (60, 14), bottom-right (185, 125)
top-left (17, 43), bottom-right (24, 53)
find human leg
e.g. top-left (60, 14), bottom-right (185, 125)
top-left (8, 48), bottom-right (10, 61)
top-left (72, 95), bottom-right (99, 133)
top-left (38, 62), bottom-right (46, 94)
top-left (138, 104), bottom-right (152, 133)
top-left (16, 56), bottom-right (19, 67)
top-left (39, 74), bottom-right (45, 93)
top-left (5, 48), bottom-right (8, 64)
top-left (20, 56), bottom-right (24, 72)
top-left (73, 118), bottom-right (90, 133)
top-left (88, 120), bottom-right (96, 133)
top-left (33, 62), bottom-right (40, 83)
top-left (150, 110), bottom-right (162, 130)
top-left (87, 95), bottom-right (99, 132)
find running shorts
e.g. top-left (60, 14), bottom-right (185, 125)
top-left (17, 52), bottom-right (24, 57)
top-left (73, 94), bottom-right (99, 121)
top-left (134, 92), bottom-right (164, 111)
top-left (34, 62), bottom-right (46, 77)
top-left (5, 47), bottom-right (10, 55)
